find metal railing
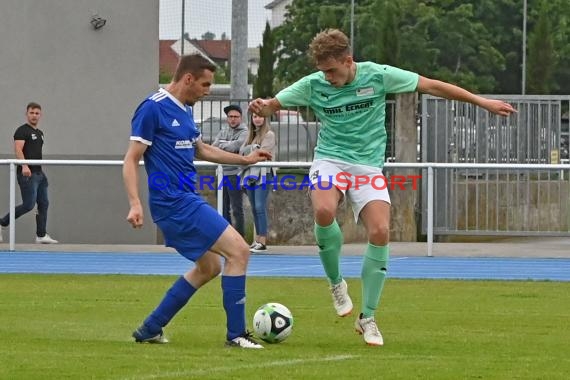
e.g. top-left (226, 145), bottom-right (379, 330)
top-left (192, 100), bottom-right (397, 162)
top-left (2, 159), bottom-right (569, 255)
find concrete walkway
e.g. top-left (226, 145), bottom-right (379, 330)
top-left (2, 237), bottom-right (569, 258)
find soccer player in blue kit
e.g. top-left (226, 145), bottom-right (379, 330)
top-left (123, 54), bottom-right (271, 349)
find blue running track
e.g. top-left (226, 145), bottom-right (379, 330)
top-left (1, 251), bottom-right (569, 281)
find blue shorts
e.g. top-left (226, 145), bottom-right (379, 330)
top-left (156, 195), bottom-right (229, 262)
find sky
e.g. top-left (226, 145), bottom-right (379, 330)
top-left (159, 0), bottom-right (272, 47)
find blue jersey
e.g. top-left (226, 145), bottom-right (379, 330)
top-left (130, 88), bottom-right (201, 222)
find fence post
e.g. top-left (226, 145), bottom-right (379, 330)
top-left (392, 92), bottom-right (419, 242)
top-left (427, 166), bottom-right (434, 257)
top-left (216, 164), bottom-right (223, 215)
top-left (9, 162), bottom-right (16, 252)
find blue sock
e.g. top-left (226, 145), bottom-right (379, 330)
top-left (144, 276), bottom-right (197, 334)
top-left (222, 275), bottom-right (246, 340)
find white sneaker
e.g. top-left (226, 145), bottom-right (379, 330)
top-left (355, 313), bottom-right (384, 346)
top-left (35, 234), bottom-right (59, 244)
top-left (225, 331), bottom-right (263, 349)
top-left (330, 279), bottom-right (353, 317)
top-left (250, 242), bottom-right (267, 253)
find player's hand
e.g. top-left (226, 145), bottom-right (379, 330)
top-left (245, 149), bottom-right (272, 164)
top-left (126, 204), bottom-right (144, 229)
top-left (483, 99), bottom-right (517, 116)
top-left (248, 98), bottom-right (264, 115)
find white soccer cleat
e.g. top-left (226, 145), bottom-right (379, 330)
top-left (330, 279), bottom-right (353, 317)
top-left (225, 331), bottom-right (263, 349)
top-left (35, 234), bottom-right (59, 244)
top-left (355, 313), bottom-right (384, 346)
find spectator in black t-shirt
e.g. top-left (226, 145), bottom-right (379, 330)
top-left (0, 102), bottom-right (58, 244)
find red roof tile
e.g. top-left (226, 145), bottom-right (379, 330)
top-left (191, 40), bottom-right (231, 61)
top-left (159, 40), bottom-right (179, 76)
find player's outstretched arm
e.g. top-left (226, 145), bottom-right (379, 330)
top-left (417, 76), bottom-right (517, 116)
top-left (195, 139), bottom-right (272, 165)
top-left (123, 141), bottom-right (147, 229)
top-left (248, 98), bottom-right (282, 118)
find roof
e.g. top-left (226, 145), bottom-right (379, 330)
top-left (191, 39), bottom-right (231, 61)
top-left (159, 39), bottom-right (259, 77)
top-left (265, 0), bottom-right (290, 9)
top-left (159, 40), bottom-right (179, 75)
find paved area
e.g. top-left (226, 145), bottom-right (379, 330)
top-left (1, 237), bottom-right (569, 258)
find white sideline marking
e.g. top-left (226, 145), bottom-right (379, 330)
top-left (122, 354), bottom-right (358, 380)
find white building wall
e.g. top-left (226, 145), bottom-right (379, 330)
top-left (268, 0), bottom-right (292, 28)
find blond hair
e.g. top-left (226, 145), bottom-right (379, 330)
top-left (309, 29), bottom-right (351, 64)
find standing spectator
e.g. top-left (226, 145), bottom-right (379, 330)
top-left (0, 102), bottom-right (58, 244)
top-left (239, 114), bottom-right (276, 253)
top-left (212, 104), bottom-right (248, 237)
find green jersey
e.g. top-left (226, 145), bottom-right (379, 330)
top-left (276, 62), bottom-right (419, 167)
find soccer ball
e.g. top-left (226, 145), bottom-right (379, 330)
top-left (252, 302), bottom-right (293, 343)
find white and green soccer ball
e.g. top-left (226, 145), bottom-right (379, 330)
top-left (252, 302), bottom-right (293, 343)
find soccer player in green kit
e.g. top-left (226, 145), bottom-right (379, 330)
top-left (249, 29), bottom-right (516, 346)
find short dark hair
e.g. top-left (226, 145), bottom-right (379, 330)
top-left (173, 54), bottom-right (217, 82)
top-left (26, 102), bottom-right (41, 111)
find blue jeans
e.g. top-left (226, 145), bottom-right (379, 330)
top-left (222, 175), bottom-right (244, 237)
top-left (246, 179), bottom-right (272, 236)
top-left (0, 171), bottom-right (49, 237)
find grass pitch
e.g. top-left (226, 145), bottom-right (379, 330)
top-left (1, 274), bottom-right (568, 379)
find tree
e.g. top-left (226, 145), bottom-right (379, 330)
top-left (528, 0), bottom-right (570, 94)
top-left (273, 0), bottom-right (350, 84)
top-left (471, 0), bottom-right (524, 94)
top-left (215, 65), bottom-right (230, 84)
top-left (159, 70), bottom-right (173, 85)
top-left (271, 0), bottom-right (570, 93)
top-left (201, 31), bottom-right (216, 40)
top-left (254, 22), bottom-right (276, 98)
top-left (526, 2), bottom-right (555, 94)
top-left (357, 0), bottom-right (401, 66)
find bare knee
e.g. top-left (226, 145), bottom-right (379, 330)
top-left (368, 224), bottom-right (390, 246)
top-left (313, 204), bottom-right (336, 226)
top-left (225, 241), bottom-right (250, 270)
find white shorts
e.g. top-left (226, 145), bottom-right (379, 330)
top-left (309, 159), bottom-right (391, 222)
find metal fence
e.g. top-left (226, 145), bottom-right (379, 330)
top-left (2, 160), bottom-right (569, 255)
top-left (422, 95), bottom-right (570, 165)
top-left (192, 98), bottom-right (397, 163)
top-left (421, 95), bottom-right (570, 236)
top-left (424, 166), bottom-right (570, 236)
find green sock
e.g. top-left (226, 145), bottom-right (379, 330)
top-left (314, 220), bottom-right (343, 285)
top-left (361, 243), bottom-right (389, 318)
